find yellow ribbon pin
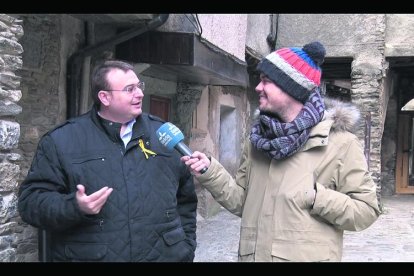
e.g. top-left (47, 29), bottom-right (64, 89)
top-left (138, 139), bottom-right (157, 159)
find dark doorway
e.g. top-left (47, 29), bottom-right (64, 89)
top-left (150, 95), bottom-right (171, 122)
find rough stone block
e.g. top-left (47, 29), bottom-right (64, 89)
top-left (0, 120), bottom-right (20, 149)
top-left (0, 162), bottom-right (19, 191)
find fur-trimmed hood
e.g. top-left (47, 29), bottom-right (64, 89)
top-left (323, 97), bottom-right (361, 133)
top-left (252, 97), bottom-right (361, 133)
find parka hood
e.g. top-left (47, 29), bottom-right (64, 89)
top-left (324, 97), bottom-right (361, 133)
top-left (252, 97), bottom-right (361, 133)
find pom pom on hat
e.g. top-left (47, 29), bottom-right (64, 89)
top-left (303, 41), bottom-right (326, 66)
top-left (256, 41), bottom-right (326, 103)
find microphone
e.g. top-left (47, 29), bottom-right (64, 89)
top-left (156, 122), bottom-right (207, 174)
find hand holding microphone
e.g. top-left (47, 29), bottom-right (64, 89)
top-left (156, 122), bottom-right (208, 174)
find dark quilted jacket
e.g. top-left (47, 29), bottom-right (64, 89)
top-left (18, 106), bottom-right (197, 262)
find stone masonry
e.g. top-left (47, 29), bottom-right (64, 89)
top-left (0, 13), bottom-right (23, 262)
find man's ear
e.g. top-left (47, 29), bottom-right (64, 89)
top-left (98, 90), bottom-right (111, 107)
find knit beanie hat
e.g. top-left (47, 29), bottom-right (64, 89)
top-left (256, 41), bottom-right (326, 103)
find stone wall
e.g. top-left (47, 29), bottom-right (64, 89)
top-left (0, 13), bottom-right (23, 262)
top-left (12, 14), bottom-right (85, 262)
top-left (349, 15), bottom-right (387, 203)
top-left (13, 14), bottom-right (65, 262)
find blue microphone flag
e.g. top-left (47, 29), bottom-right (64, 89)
top-left (156, 122), bottom-right (185, 150)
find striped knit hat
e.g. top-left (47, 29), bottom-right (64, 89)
top-left (256, 41), bottom-right (326, 103)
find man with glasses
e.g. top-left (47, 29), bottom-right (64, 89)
top-left (18, 60), bottom-right (197, 262)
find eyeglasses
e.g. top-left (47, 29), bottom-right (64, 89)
top-left (105, 82), bottom-right (145, 93)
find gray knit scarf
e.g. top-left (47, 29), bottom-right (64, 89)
top-left (250, 88), bottom-right (325, 160)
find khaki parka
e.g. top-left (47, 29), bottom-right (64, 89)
top-left (196, 98), bottom-right (380, 262)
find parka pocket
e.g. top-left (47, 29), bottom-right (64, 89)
top-left (288, 173), bottom-right (316, 210)
top-left (271, 240), bottom-right (330, 262)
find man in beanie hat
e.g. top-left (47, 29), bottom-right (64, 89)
top-left (181, 41), bottom-right (380, 262)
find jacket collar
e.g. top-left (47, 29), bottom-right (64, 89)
top-left (90, 104), bottom-right (150, 144)
top-left (131, 113), bottom-right (151, 141)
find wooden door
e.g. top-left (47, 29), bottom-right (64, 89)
top-left (150, 95), bottom-right (170, 122)
top-left (396, 114), bottom-right (414, 193)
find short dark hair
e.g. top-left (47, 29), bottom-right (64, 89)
top-left (91, 60), bottom-right (135, 106)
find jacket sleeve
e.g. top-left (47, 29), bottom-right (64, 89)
top-left (196, 142), bottom-right (250, 217)
top-left (310, 137), bottom-right (381, 231)
top-left (176, 163), bottom-right (198, 252)
top-left (18, 135), bottom-right (87, 232)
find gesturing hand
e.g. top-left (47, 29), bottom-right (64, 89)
top-left (76, 184), bottom-right (113, 215)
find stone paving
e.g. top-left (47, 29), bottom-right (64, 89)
top-left (194, 195), bottom-right (414, 262)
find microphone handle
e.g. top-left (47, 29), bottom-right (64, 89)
top-left (175, 141), bottom-right (193, 156)
top-left (175, 142), bottom-right (207, 174)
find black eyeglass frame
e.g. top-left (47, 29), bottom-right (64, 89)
top-left (105, 82), bottom-right (145, 93)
